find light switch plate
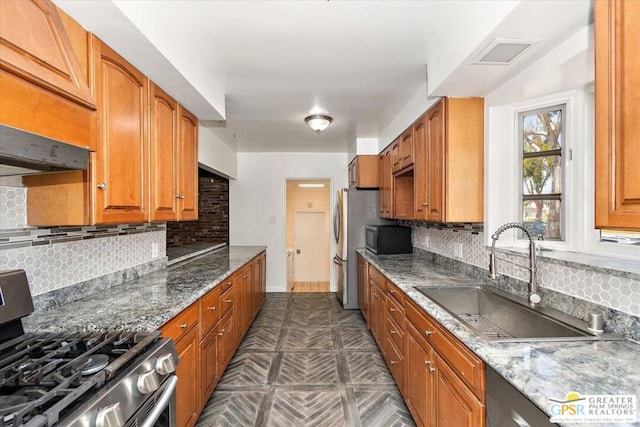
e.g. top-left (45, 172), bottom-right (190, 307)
top-left (454, 242), bottom-right (463, 258)
top-left (151, 243), bottom-right (159, 258)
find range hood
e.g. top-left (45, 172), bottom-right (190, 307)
top-left (0, 124), bottom-right (89, 177)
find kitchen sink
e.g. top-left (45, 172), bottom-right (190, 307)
top-left (415, 286), bottom-right (624, 342)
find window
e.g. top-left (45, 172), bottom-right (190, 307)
top-left (519, 105), bottom-right (565, 240)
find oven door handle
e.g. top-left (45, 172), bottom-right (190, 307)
top-left (141, 375), bottom-right (178, 427)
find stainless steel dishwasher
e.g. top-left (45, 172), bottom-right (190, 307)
top-left (486, 366), bottom-right (559, 426)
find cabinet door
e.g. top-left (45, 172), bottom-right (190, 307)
top-left (92, 36), bottom-right (149, 224)
top-left (595, 0), bottom-right (640, 229)
top-left (379, 154), bottom-right (386, 215)
top-left (150, 83), bottom-right (178, 221)
top-left (426, 99), bottom-right (445, 222)
top-left (405, 323), bottom-right (433, 427)
top-left (178, 105), bottom-right (199, 221)
top-left (391, 138), bottom-right (402, 173)
top-left (348, 160), bottom-right (357, 188)
top-left (175, 327), bottom-right (200, 427)
top-left (0, 0), bottom-right (94, 109)
top-left (433, 353), bottom-right (485, 427)
top-left (413, 114), bottom-right (428, 220)
top-left (217, 310), bottom-right (234, 371)
top-left (357, 255), bottom-right (369, 325)
top-left (401, 129), bottom-right (414, 170)
top-left (200, 329), bottom-right (218, 406)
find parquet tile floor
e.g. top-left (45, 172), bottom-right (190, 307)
top-left (195, 292), bottom-right (415, 427)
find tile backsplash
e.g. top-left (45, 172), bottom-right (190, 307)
top-left (0, 185), bottom-right (166, 296)
top-left (411, 224), bottom-right (640, 317)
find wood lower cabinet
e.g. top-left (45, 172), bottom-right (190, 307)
top-left (595, 0), bottom-right (640, 230)
top-left (406, 323), bottom-right (434, 427)
top-left (357, 254), bottom-right (369, 326)
top-left (359, 259), bottom-right (486, 427)
top-left (161, 251), bottom-right (266, 427)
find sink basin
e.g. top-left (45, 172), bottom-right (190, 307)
top-left (416, 286), bottom-right (623, 342)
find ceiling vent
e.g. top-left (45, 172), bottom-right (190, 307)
top-left (472, 39), bottom-right (536, 65)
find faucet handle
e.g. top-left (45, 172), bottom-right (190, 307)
top-left (529, 293), bottom-right (541, 305)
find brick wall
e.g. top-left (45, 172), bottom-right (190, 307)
top-left (166, 169), bottom-right (229, 247)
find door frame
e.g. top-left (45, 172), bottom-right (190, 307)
top-left (283, 178), bottom-right (335, 291)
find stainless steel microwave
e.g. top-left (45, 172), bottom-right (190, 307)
top-left (365, 225), bottom-right (412, 254)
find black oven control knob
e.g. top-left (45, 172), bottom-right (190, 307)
top-left (137, 369), bottom-right (161, 394)
top-left (96, 402), bottom-right (125, 427)
top-left (156, 353), bottom-right (177, 375)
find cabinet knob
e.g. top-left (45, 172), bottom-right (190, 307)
top-left (424, 329), bottom-right (435, 336)
top-left (97, 182), bottom-right (107, 190)
top-left (180, 323), bottom-right (188, 329)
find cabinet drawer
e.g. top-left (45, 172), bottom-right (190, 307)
top-left (220, 285), bottom-right (234, 316)
top-left (161, 302), bottom-right (198, 344)
top-left (387, 315), bottom-right (405, 352)
top-left (386, 280), bottom-right (404, 306)
top-left (385, 335), bottom-right (405, 393)
top-left (368, 265), bottom-right (386, 288)
top-left (200, 286), bottom-right (221, 339)
top-left (386, 291), bottom-right (405, 327)
top-left (406, 298), bottom-right (485, 400)
top-left (220, 277), bottom-right (233, 292)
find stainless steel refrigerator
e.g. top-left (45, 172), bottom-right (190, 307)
top-left (333, 188), bottom-right (390, 309)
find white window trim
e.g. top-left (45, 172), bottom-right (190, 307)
top-left (486, 86), bottom-right (639, 262)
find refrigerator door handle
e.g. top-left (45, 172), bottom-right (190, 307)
top-left (333, 202), bottom-right (340, 244)
top-left (333, 256), bottom-right (342, 266)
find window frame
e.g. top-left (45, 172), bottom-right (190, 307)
top-left (518, 103), bottom-right (566, 241)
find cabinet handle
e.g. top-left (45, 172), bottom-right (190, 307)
top-left (390, 360), bottom-right (399, 365)
top-left (390, 330), bottom-right (397, 335)
top-left (180, 323), bottom-right (188, 329)
top-left (180, 194), bottom-right (185, 199)
top-left (424, 329), bottom-right (435, 336)
top-left (429, 366), bottom-right (435, 373)
top-left (421, 202), bottom-right (429, 207)
top-left (209, 306), bottom-right (216, 311)
top-left (243, 275), bottom-right (248, 279)
top-left (226, 299), bottom-right (232, 303)
top-left (218, 329), bottom-right (225, 336)
top-left (424, 360), bottom-right (431, 365)
top-left (97, 182), bottom-right (106, 190)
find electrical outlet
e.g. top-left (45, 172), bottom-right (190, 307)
top-left (425, 236), bottom-right (430, 248)
top-left (454, 242), bottom-right (463, 258)
top-left (151, 243), bottom-right (159, 259)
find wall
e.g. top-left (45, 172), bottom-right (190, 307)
top-left (198, 125), bottom-right (238, 179)
top-left (0, 186), bottom-right (165, 297)
top-left (166, 170), bottom-right (229, 247)
top-left (285, 180), bottom-right (331, 281)
top-left (230, 152), bottom-right (348, 292)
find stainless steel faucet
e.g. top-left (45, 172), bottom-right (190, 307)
top-left (489, 222), bottom-right (541, 306)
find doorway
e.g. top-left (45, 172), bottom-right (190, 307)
top-left (285, 179), bottom-right (331, 292)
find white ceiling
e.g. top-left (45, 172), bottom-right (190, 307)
top-left (54, 0), bottom-right (592, 154)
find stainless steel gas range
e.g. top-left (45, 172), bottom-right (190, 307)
top-left (0, 270), bottom-right (178, 427)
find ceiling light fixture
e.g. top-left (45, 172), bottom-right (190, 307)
top-left (298, 183), bottom-right (325, 188)
top-left (304, 114), bottom-right (333, 133)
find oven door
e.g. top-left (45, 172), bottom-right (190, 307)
top-left (135, 375), bottom-right (177, 427)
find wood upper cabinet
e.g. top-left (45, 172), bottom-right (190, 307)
top-left (150, 83), bottom-right (179, 221)
top-left (0, 0), bottom-right (96, 149)
top-left (391, 131), bottom-right (415, 174)
top-left (595, 0), bottom-right (640, 230)
top-left (349, 155), bottom-right (379, 189)
top-left (413, 98), bottom-right (484, 223)
top-left (177, 105), bottom-right (199, 221)
top-left (379, 148), bottom-right (393, 218)
top-left (92, 36), bottom-right (149, 224)
top-left (149, 86), bottom-right (198, 222)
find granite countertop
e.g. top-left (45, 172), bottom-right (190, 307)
top-left (358, 249), bottom-right (640, 427)
top-left (23, 246), bottom-right (265, 334)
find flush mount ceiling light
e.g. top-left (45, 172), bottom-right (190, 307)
top-left (304, 114), bottom-right (333, 133)
top-left (472, 38), bottom-right (537, 65)
top-left (298, 183), bottom-right (325, 188)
